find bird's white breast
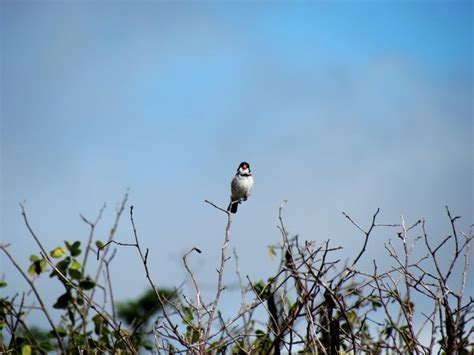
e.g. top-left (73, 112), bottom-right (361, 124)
top-left (232, 175), bottom-right (254, 199)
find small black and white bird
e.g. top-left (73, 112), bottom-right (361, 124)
top-left (228, 162), bottom-right (254, 214)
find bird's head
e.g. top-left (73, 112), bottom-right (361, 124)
top-left (237, 162), bottom-right (251, 174)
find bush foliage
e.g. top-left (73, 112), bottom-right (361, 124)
top-left (1, 195), bottom-right (472, 353)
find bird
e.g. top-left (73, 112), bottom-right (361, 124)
top-left (227, 162), bottom-right (254, 214)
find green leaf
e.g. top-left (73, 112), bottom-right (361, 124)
top-left (70, 241), bottom-right (82, 257)
top-left (183, 306), bottom-right (193, 319)
top-left (53, 292), bottom-right (72, 309)
top-left (76, 295), bottom-right (84, 306)
top-left (93, 313), bottom-right (106, 335)
top-left (39, 341), bottom-right (55, 352)
top-left (186, 325), bottom-right (200, 344)
top-left (50, 328), bottom-right (68, 337)
top-left (0, 280), bottom-right (6, 288)
top-left (95, 240), bottom-right (104, 248)
top-left (28, 263), bottom-right (36, 276)
top-left (68, 260), bottom-right (82, 279)
top-left (68, 268), bottom-right (82, 280)
top-left (372, 301), bottom-right (383, 309)
top-left (28, 259), bottom-right (48, 276)
top-left (65, 240), bottom-right (82, 256)
top-left (29, 254), bottom-right (39, 262)
top-left (21, 345), bottom-right (31, 355)
top-left (50, 247), bottom-right (66, 259)
top-left (267, 245), bottom-right (276, 259)
top-left (67, 307), bottom-right (75, 326)
top-left (58, 257), bottom-right (71, 270)
top-left (346, 310), bottom-right (357, 325)
top-left (51, 257), bottom-right (71, 277)
top-left (79, 277), bottom-right (95, 290)
top-left (70, 259), bottom-right (81, 270)
top-left (39, 260), bottom-right (47, 273)
top-left (143, 341), bottom-right (154, 350)
top-left (347, 287), bottom-right (361, 296)
top-left (210, 341), bottom-right (227, 353)
top-left (252, 280), bottom-right (270, 299)
top-left (71, 249), bottom-right (81, 257)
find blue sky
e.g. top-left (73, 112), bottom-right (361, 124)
top-left (1, 1), bottom-right (473, 328)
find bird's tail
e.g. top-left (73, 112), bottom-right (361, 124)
top-left (228, 199), bottom-right (239, 213)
